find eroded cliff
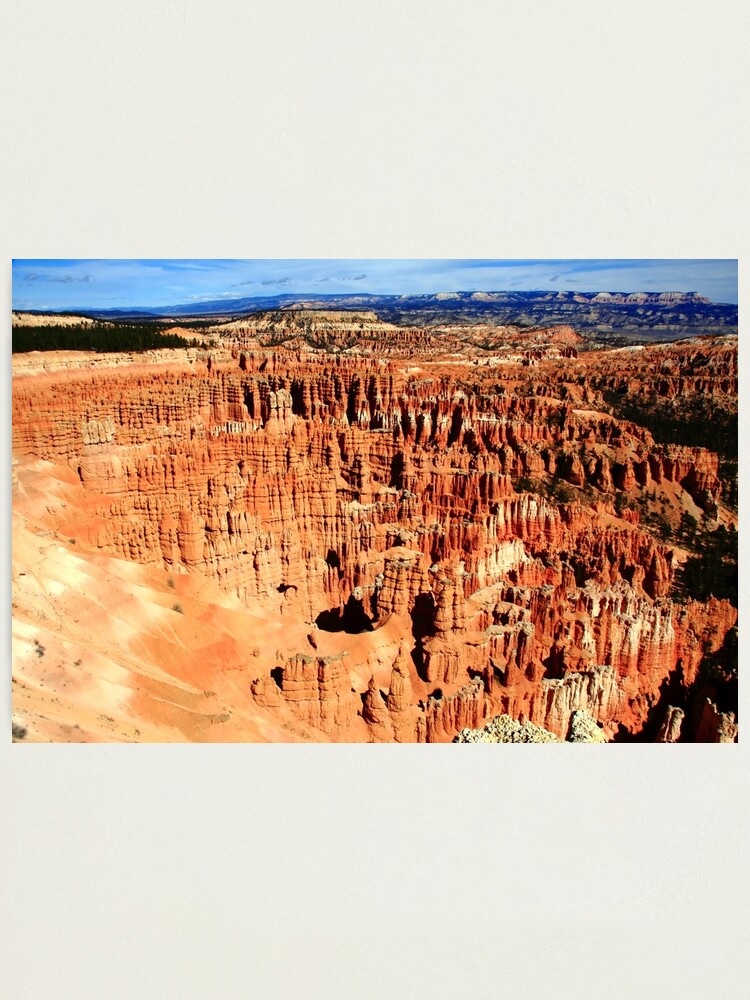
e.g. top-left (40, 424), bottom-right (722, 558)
top-left (12, 327), bottom-right (737, 742)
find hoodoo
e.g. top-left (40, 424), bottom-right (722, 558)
top-left (11, 302), bottom-right (737, 742)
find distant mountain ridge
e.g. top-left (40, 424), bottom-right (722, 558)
top-left (16, 289), bottom-right (736, 341)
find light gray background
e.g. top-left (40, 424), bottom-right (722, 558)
top-left (2, 1), bottom-right (747, 997)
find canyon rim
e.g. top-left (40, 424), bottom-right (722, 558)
top-left (10, 259), bottom-right (739, 744)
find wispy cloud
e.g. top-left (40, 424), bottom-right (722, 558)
top-left (24, 272), bottom-right (95, 284)
top-left (315, 273), bottom-right (367, 285)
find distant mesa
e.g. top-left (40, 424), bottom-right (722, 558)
top-left (13, 289), bottom-right (736, 344)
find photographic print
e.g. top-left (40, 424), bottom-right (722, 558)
top-left (11, 259), bottom-right (738, 743)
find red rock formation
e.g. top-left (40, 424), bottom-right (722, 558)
top-left (362, 640), bottom-right (420, 742)
top-left (255, 652), bottom-right (359, 736)
top-left (12, 333), bottom-right (737, 742)
top-left (694, 698), bottom-right (738, 743)
top-left (419, 678), bottom-right (490, 743)
top-left (362, 676), bottom-right (394, 741)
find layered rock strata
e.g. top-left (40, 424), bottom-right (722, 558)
top-left (12, 335), bottom-right (737, 742)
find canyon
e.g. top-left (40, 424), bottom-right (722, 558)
top-left (78, 290), bottom-right (739, 342)
top-left (11, 314), bottom-right (738, 742)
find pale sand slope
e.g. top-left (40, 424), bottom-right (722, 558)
top-left (12, 455), bottom-right (413, 742)
top-left (11, 456), bottom-right (381, 743)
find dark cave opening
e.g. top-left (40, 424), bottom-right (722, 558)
top-left (270, 666), bottom-right (284, 689)
top-left (409, 592), bottom-right (436, 682)
top-left (325, 549), bottom-right (341, 572)
top-left (390, 451), bottom-right (405, 489)
top-left (315, 593), bottom-right (374, 634)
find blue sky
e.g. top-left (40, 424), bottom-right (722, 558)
top-left (11, 259), bottom-right (738, 310)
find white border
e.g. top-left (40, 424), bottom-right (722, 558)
top-left (2, 2), bottom-right (747, 997)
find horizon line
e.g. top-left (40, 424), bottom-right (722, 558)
top-left (12, 287), bottom-right (738, 315)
